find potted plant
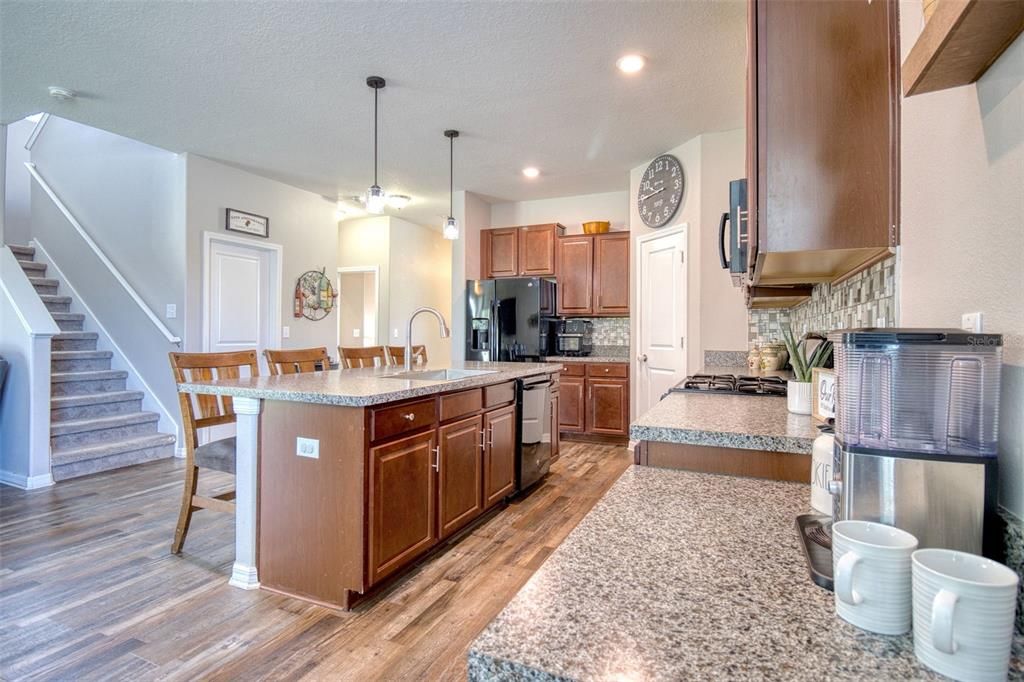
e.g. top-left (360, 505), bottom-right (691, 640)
top-left (781, 326), bottom-right (833, 415)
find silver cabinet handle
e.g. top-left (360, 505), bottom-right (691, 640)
top-left (604, 368), bottom-right (610, 373)
top-left (479, 429), bottom-right (486, 450)
top-left (488, 425), bottom-right (494, 447)
top-left (432, 446), bottom-right (440, 472)
top-left (403, 413), bottom-right (416, 421)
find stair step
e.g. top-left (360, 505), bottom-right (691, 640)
top-left (51, 312), bottom-right (85, 332)
top-left (52, 331), bottom-right (98, 351)
top-left (51, 350), bottom-right (113, 372)
top-left (51, 369), bottom-right (128, 396)
top-left (50, 411), bottom-right (160, 449)
top-left (19, 261), bottom-right (46, 274)
top-left (51, 390), bottom-right (145, 421)
top-left (28, 276), bottom-right (59, 295)
top-left (40, 295), bottom-right (72, 313)
top-left (51, 433), bottom-right (176, 481)
top-left (8, 244), bottom-right (35, 259)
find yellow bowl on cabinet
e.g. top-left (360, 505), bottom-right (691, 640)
top-left (582, 221), bottom-right (611, 234)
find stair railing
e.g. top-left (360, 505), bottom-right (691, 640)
top-left (24, 162), bottom-right (182, 346)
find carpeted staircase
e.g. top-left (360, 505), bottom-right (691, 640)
top-left (9, 244), bottom-right (176, 480)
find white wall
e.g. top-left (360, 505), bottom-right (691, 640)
top-left (490, 190), bottom-right (629, 235)
top-left (698, 129), bottom-right (749, 352)
top-left (338, 216), bottom-right (391, 347)
top-left (388, 216), bottom-right (452, 363)
top-left (3, 118), bottom-right (34, 246)
top-left (184, 154), bottom-right (339, 357)
top-left (337, 271), bottom-right (367, 346)
top-left (898, 4), bottom-right (1024, 517)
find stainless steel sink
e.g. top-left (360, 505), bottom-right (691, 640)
top-left (383, 368), bottom-right (497, 382)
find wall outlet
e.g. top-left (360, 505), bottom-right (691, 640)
top-left (394, 328), bottom-right (399, 338)
top-left (353, 328), bottom-right (361, 338)
top-left (282, 326), bottom-right (290, 339)
top-left (165, 303), bottom-right (177, 319)
top-left (296, 437), bottom-right (319, 459)
top-left (875, 316), bottom-right (886, 328)
top-left (961, 312), bottom-right (983, 333)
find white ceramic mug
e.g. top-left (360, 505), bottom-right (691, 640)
top-left (911, 549), bottom-right (1019, 682)
top-left (832, 520), bottom-right (918, 634)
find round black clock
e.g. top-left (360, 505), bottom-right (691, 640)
top-left (637, 154), bottom-right (684, 228)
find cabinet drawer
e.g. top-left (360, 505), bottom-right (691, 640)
top-left (587, 363), bottom-right (628, 379)
top-left (483, 380), bottom-right (516, 408)
top-left (557, 363), bottom-right (585, 377)
top-left (370, 399), bottom-right (437, 442)
top-left (439, 388), bottom-right (483, 423)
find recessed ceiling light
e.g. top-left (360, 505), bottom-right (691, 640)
top-left (48, 86), bottom-right (76, 101)
top-left (522, 167), bottom-right (540, 179)
top-left (616, 54), bottom-right (645, 74)
top-left (387, 194), bottom-right (411, 210)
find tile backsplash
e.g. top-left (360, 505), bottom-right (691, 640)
top-left (589, 317), bottom-right (630, 346)
top-left (748, 257), bottom-right (896, 347)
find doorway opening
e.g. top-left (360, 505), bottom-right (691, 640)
top-left (337, 266), bottom-right (380, 351)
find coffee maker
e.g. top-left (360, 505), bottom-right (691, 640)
top-left (798, 329), bottom-right (1004, 589)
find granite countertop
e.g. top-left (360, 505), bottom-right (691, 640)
top-left (178, 361), bottom-right (558, 407)
top-left (629, 366), bottom-right (818, 454)
top-left (468, 466), bottom-right (1024, 681)
top-left (543, 346), bottom-right (630, 364)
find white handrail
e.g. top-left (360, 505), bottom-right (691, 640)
top-left (24, 113), bottom-right (50, 151)
top-left (24, 162), bottom-right (182, 345)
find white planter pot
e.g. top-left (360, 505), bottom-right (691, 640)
top-left (788, 380), bottom-right (812, 415)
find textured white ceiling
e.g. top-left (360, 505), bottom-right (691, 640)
top-left (0, 0), bottom-right (746, 226)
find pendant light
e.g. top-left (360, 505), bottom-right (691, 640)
top-left (443, 129), bottom-right (459, 240)
top-left (365, 76), bottom-right (387, 214)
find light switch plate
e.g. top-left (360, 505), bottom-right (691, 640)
top-left (961, 312), bottom-right (983, 333)
top-left (296, 437), bottom-right (319, 459)
top-left (165, 304), bottom-right (177, 319)
top-left (353, 328), bottom-right (360, 338)
top-left (282, 326), bottom-right (290, 339)
top-left (394, 328), bottom-right (399, 338)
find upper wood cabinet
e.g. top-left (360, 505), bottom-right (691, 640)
top-left (482, 223), bottom-right (565, 278)
top-left (556, 233), bottom-right (630, 316)
top-left (747, 0), bottom-right (899, 286)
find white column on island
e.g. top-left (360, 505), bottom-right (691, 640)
top-left (229, 396), bottom-right (261, 590)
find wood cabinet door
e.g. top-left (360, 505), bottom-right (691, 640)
top-left (483, 405), bottom-right (517, 508)
top-left (586, 378), bottom-right (629, 436)
top-left (593, 233), bottom-right (630, 314)
top-left (556, 235), bottom-right (594, 315)
top-left (558, 376), bottom-right (585, 432)
top-left (483, 228), bottom-right (519, 278)
top-left (368, 430), bottom-right (438, 585)
top-left (746, 0), bottom-right (760, 281)
top-left (518, 224), bottom-right (558, 276)
top-left (550, 392), bottom-right (560, 462)
top-left (757, 0), bottom-right (897, 255)
top-left (437, 415), bottom-right (485, 539)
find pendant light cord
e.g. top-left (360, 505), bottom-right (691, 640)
top-left (449, 135), bottom-right (454, 217)
top-left (373, 86), bottom-right (379, 186)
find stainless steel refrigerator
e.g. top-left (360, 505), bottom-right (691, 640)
top-left (465, 278), bottom-right (556, 362)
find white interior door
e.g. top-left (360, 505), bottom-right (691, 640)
top-left (637, 229), bottom-right (688, 415)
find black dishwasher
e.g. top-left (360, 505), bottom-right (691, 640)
top-left (515, 375), bottom-right (553, 493)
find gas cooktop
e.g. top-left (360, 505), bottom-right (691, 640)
top-left (666, 374), bottom-right (787, 397)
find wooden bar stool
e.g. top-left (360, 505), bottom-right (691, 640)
top-left (338, 346), bottom-right (388, 368)
top-left (387, 345), bottom-right (428, 367)
top-left (168, 350), bottom-right (260, 554)
top-left (264, 347), bottom-right (330, 375)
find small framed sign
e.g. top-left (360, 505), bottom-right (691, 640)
top-left (225, 208), bottom-right (269, 238)
top-left (812, 368), bottom-right (836, 422)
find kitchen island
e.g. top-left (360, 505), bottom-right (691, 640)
top-left (468, 466), bottom-right (1024, 680)
top-left (178, 361), bottom-right (559, 608)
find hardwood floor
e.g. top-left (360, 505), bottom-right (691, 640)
top-left (0, 442), bottom-right (630, 680)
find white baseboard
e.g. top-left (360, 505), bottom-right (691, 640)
top-left (0, 470), bottom-right (55, 490)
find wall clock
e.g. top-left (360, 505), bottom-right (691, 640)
top-left (637, 154), bottom-right (684, 228)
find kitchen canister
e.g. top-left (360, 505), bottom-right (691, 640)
top-left (911, 549), bottom-right (1019, 682)
top-left (810, 431), bottom-right (834, 515)
top-left (832, 520), bottom-right (918, 634)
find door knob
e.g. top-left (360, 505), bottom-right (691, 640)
top-left (638, 354), bottom-right (648, 362)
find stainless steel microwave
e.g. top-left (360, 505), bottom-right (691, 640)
top-left (718, 178), bottom-right (748, 286)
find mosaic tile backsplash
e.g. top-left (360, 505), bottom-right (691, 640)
top-left (748, 257), bottom-right (896, 347)
top-left (589, 317), bottom-right (630, 347)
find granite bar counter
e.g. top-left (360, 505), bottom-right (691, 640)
top-left (468, 466), bottom-right (1024, 681)
top-left (179, 360), bottom-right (558, 407)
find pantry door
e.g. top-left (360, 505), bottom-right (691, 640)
top-left (636, 227), bottom-right (688, 416)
